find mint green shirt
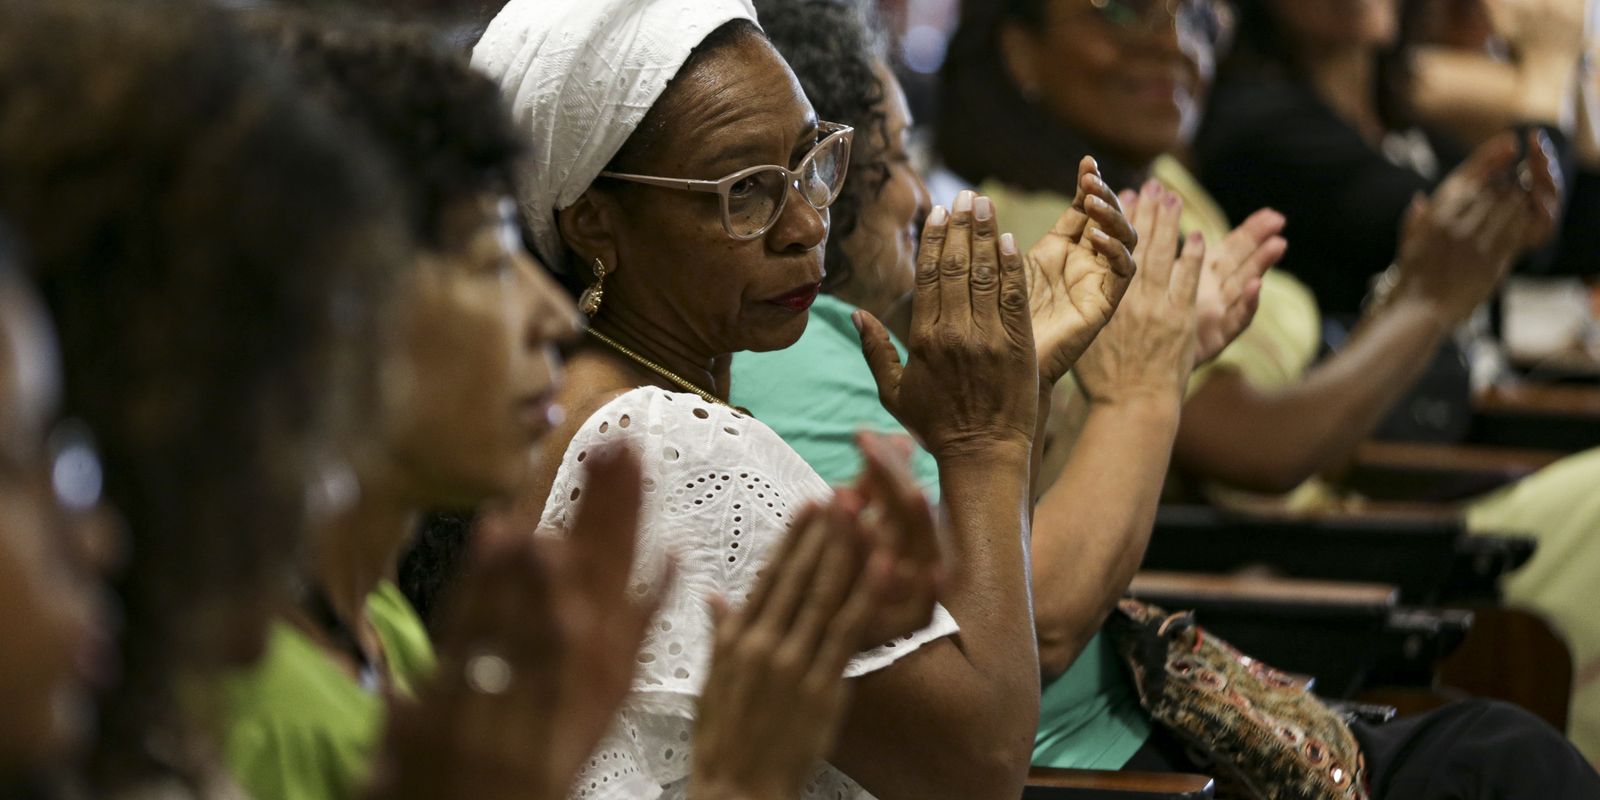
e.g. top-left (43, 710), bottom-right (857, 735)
top-left (219, 581), bottom-right (435, 800)
top-left (731, 293), bottom-right (1150, 770)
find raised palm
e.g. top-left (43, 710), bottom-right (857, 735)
top-left (1025, 156), bottom-right (1138, 389)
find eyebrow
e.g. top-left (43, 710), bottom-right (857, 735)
top-left (790, 118), bottom-right (822, 157)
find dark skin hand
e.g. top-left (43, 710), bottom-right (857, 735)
top-left (850, 190), bottom-right (1042, 800)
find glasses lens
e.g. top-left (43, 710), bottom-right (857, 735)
top-left (801, 134), bottom-right (850, 209)
top-left (726, 168), bottom-right (789, 237)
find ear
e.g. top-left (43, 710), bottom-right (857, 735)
top-left (556, 188), bottom-right (622, 272)
top-left (998, 22), bottom-right (1044, 100)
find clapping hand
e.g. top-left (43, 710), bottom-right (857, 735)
top-left (1393, 130), bottom-right (1561, 324)
top-left (1193, 208), bottom-right (1285, 364)
top-left (855, 189), bottom-right (1040, 460)
top-left (1025, 156), bottom-right (1140, 389)
top-left (845, 430), bottom-right (944, 649)
top-left (1073, 182), bottom-right (1205, 407)
top-left (370, 448), bottom-right (664, 800)
top-left (688, 500), bottom-right (888, 800)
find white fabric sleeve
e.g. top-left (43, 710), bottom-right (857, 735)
top-left (537, 387), bottom-right (958, 799)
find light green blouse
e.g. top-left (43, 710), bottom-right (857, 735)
top-left (218, 581), bottom-right (435, 800)
top-left (731, 293), bottom-right (1151, 770)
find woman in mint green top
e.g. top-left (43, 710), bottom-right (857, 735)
top-left (733, 293), bottom-right (1153, 770)
top-left (738, 0), bottom-right (1222, 772)
top-left (217, 24), bottom-right (583, 800)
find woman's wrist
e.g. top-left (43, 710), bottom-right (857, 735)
top-left (1379, 284), bottom-right (1461, 335)
top-left (932, 434), bottom-right (1034, 469)
top-left (1084, 390), bottom-right (1182, 426)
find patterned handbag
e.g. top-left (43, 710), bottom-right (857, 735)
top-left (1103, 599), bottom-right (1370, 800)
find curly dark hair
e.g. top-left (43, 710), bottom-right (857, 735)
top-left (247, 13), bottom-right (531, 627)
top-left (0, 0), bottom-right (404, 790)
top-left (753, 0), bottom-right (891, 296)
top-left (254, 12), bottom-right (525, 249)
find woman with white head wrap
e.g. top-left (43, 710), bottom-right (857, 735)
top-left (474, 1), bottom-right (1053, 797)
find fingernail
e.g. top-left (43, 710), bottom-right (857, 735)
top-left (1000, 232), bottom-right (1017, 255)
top-left (974, 195), bottom-right (993, 222)
top-left (954, 190), bottom-right (974, 215)
top-left (1164, 191), bottom-right (1181, 209)
top-left (1089, 228), bottom-right (1111, 243)
top-left (1088, 194), bottom-right (1108, 212)
top-left (1084, 155), bottom-right (1100, 173)
top-left (928, 205), bottom-right (947, 226)
top-left (1142, 178), bottom-right (1161, 195)
top-left (851, 310), bottom-right (865, 333)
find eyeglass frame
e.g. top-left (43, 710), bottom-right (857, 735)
top-left (1084, 0), bottom-right (1225, 41)
top-left (597, 121), bottom-right (855, 241)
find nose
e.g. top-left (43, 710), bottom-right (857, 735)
top-left (766, 180), bottom-right (828, 254)
top-left (519, 252), bottom-right (582, 343)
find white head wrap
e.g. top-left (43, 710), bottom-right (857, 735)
top-left (472, 0), bottom-right (761, 270)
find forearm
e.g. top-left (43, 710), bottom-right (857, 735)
top-left (830, 446), bottom-right (1039, 800)
top-left (1174, 295), bottom-right (1453, 493)
top-left (1029, 397), bottom-right (1180, 679)
top-left (1030, 384), bottom-right (1054, 501)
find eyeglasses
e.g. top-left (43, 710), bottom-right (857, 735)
top-left (1086, 0), bottom-right (1225, 41)
top-left (599, 121), bottom-right (855, 240)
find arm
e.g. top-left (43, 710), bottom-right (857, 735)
top-left (1173, 295), bottom-right (1455, 494)
top-left (829, 440), bottom-right (1039, 800)
top-left (1029, 184), bottom-right (1201, 678)
top-left (842, 192), bottom-right (1048, 799)
top-left (1175, 132), bottom-right (1561, 494)
top-left (1018, 156), bottom-right (1139, 493)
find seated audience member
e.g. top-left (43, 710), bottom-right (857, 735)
top-left (955, 0), bottom-right (1600, 763)
top-left (470, 0), bottom-right (1146, 793)
top-left (935, 0), bottom-right (1600, 793)
top-left (737, 0), bottom-right (1245, 776)
top-left (1192, 0), bottom-right (1574, 316)
top-left (220, 18), bottom-right (576, 799)
top-left (0, 0), bottom-right (407, 793)
top-left (243, 18), bottom-right (902, 800)
top-left (0, 237), bottom-right (114, 796)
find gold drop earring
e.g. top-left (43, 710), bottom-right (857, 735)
top-left (579, 257), bottom-right (607, 317)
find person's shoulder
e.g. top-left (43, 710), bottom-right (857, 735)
top-left (218, 622), bottom-right (373, 718)
top-left (1208, 71), bottom-right (1320, 117)
top-left (367, 582), bottom-right (435, 692)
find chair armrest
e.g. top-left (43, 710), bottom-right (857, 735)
top-left (1129, 571), bottom-right (1400, 618)
top-left (1146, 505), bottom-right (1533, 604)
top-left (1024, 768), bottom-right (1214, 800)
top-left (1343, 441), bottom-right (1562, 502)
top-left (1470, 383), bottom-right (1600, 452)
top-left (1145, 505), bottom-right (1462, 603)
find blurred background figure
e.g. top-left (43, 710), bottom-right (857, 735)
top-left (0, 0), bottom-right (404, 793)
top-left (0, 232), bottom-right (115, 797)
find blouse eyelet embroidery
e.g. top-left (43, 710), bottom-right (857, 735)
top-left (538, 387), bottom-right (958, 799)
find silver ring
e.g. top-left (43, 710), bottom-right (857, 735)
top-left (464, 651), bottom-right (514, 695)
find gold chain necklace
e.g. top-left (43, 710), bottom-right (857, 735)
top-left (585, 328), bottom-right (751, 415)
